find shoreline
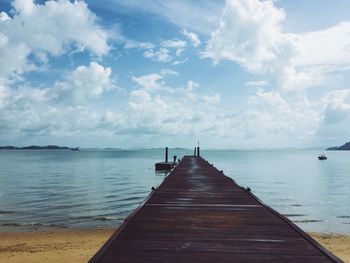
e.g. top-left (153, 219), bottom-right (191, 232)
top-left (0, 229), bottom-right (349, 263)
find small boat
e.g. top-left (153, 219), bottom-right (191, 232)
top-left (70, 147), bottom-right (80, 151)
top-left (318, 154), bottom-right (327, 160)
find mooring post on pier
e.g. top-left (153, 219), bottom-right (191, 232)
top-left (194, 147), bottom-right (196, 156)
top-left (165, 147), bottom-right (168, 163)
top-left (155, 147), bottom-right (174, 171)
top-left (197, 146), bottom-right (200, 156)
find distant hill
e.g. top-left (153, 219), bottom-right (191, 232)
top-left (327, 142), bottom-right (350, 150)
top-left (0, 145), bottom-right (71, 150)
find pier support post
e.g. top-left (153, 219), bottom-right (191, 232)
top-left (197, 146), bottom-right (200, 156)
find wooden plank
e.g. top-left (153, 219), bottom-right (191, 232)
top-left (89, 156), bottom-right (343, 263)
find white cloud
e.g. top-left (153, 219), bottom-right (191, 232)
top-left (204, 0), bottom-right (296, 72)
top-left (0, 0), bottom-right (110, 80)
top-left (0, 82), bottom-right (9, 108)
top-left (132, 73), bottom-right (164, 91)
top-left (51, 62), bottom-right (116, 105)
top-left (161, 39), bottom-right (187, 49)
top-left (124, 40), bottom-right (155, 49)
top-left (127, 73), bottom-right (222, 136)
top-left (143, 48), bottom-right (172, 62)
top-left (0, 61), bottom-right (119, 139)
top-left (203, 0), bottom-right (339, 92)
top-left (172, 58), bottom-right (188, 65)
top-left (12, 0), bottom-right (35, 15)
top-left (187, 80), bottom-right (199, 91)
top-left (322, 90), bottom-right (350, 124)
top-left (175, 48), bottom-right (185, 56)
top-left (204, 0), bottom-right (350, 93)
top-left (239, 90), bottom-right (321, 146)
top-left (245, 80), bottom-right (268, 87)
top-left (0, 12), bottom-right (10, 22)
top-left (142, 38), bottom-right (189, 63)
top-left (181, 28), bottom-right (201, 48)
top-left (160, 69), bottom-right (179, 76)
top-left (314, 89), bottom-right (350, 143)
top-left (126, 74), bottom-right (323, 147)
top-left (162, 40), bottom-right (187, 58)
top-left (296, 22), bottom-right (350, 67)
top-left (203, 94), bottom-right (220, 104)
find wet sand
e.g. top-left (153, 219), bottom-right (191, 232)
top-left (0, 229), bottom-right (349, 263)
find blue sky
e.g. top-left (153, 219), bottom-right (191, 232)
top-left (1, 0), bottom-right (350, 148)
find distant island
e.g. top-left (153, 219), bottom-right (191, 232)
top-left (327, 141), bottom-right (350, 150)
top-left (0, 145), bottom-right (79, 150)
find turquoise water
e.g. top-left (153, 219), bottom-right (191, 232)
top-left (0, 149), bottom-right (349, 234)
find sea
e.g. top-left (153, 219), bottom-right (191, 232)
top-left (0, 149), bottom-right (349, 234)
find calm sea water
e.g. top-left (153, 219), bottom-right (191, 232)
top-left (0, 149), bottom-right (349, 234)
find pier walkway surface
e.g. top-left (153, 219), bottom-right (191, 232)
top-left (90, 156), bottom-right (343, 263)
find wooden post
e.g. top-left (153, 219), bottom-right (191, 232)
top-left (197, 146), bottom-right (200, 157)
top-left (165, 147), bottom-right (168, 163)
top-left (194, 147), bottom-right (196, 156)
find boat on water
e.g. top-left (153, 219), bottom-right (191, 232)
top-left (318, 154), bottom-right (327, 160)
top-left (70, 147), bottom-right (80, 151)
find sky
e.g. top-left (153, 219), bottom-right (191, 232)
top-left (0, 0), bottom-right (350, 149)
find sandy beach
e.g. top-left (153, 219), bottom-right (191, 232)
top-left (0, 229), bottom-right (113, 263)
top-left (0, 229), bottom-right (349, 263)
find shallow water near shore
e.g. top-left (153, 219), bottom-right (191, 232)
top-left (0, 149), bottom-right (349, 233)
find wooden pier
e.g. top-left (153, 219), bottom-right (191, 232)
top-left (90, 156), bottom-right (343, 262)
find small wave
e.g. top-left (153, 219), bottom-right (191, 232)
top-left (277, 198), bottom-right (291, 201)
top-left (117, 196), bottom-right (144, 202)
top-left (0, 222), bottom-right (67, 228)
top-left (95, 216), bottom-right (119, 222)
top-left (72, 215), bottom-right (123, 222)
top-left (291, 204), bottom-right (302, 207)
top-left (337, 216), bottom-right (350, 219)
top-left (0, 210), bottom-right (15, 214)
top-left (293, 219), bottom-right (322, 223)
top-left (283, 214), bottom-right (306, 217)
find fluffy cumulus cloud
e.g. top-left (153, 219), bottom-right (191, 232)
top-left (2, 0), bottom-right (350, 147)
top-left (296, 22), bottom-right (350, 67)
top-left (204, 0), bottom-right (350, 91)
top-left (127, 73), bottom-right (221, 137)
top-left (125, 73), bottom-right (322, 147)
top-left (204, 0), bottom-right (296, 72)
top-left (203, 0), bottom-right (314, 91)
top-left (197, 0), bottom-right (350, 146)
top-left (0, 0), bottom-right (109, 80)
top-left (124, 72), bottom-right (316, 147)
top-left (131, 73), bottom-right (164, 91)
top-left (0, 1), bottom-right (115, 142)
top-left (245, 91), bottom-right (319, 141)
top-left (0, 62), bottom-right (119, 139)
top-left (51, 62), bottom-right (116, 105)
